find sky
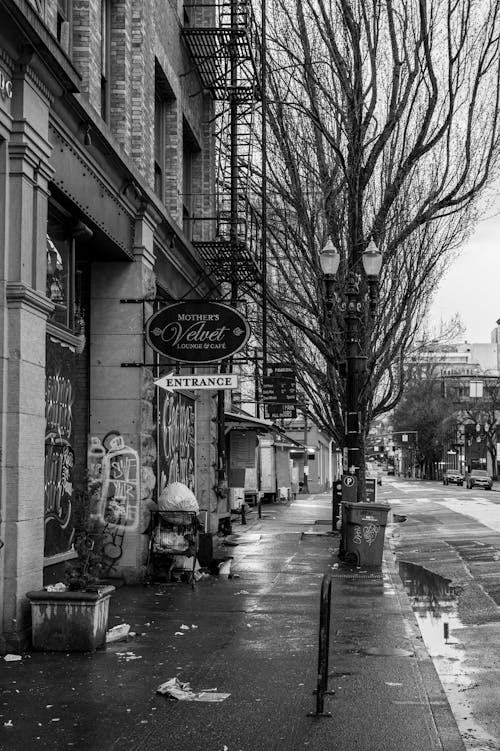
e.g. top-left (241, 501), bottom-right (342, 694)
top-left (429, 202), bottom-right (500, 344)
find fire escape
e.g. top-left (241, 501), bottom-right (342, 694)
top-left (182, 0), bottom-right (262, 293)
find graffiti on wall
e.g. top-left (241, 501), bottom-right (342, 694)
top-left (44, 339), bottom-right (76, 558)
top-left (90, 433), bottom-right (140, 530)
top-left (158, 391), bottom-right (195, 498)
top-left (88, 431), bottom-right (141, 572)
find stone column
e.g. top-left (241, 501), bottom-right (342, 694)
top-left (1, 60), bottom-right (54, 652)
top-left (196, 390), bottom-right (218, 533)
top-left (89, 207), bottom-right (158, 582)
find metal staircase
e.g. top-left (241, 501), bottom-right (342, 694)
top-left (182, 0), bottom-right (262, 289)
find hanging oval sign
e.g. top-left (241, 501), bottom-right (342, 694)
top-left (145, 301), bottom-right (251, 363)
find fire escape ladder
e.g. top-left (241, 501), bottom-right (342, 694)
top-left (182, 0), bottom-right (262, 288)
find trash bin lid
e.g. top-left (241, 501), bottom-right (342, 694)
top-left (341, 501), bottom-right (390, 510)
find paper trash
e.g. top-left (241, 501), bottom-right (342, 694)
top-left (106, 624), bottom-right (131, 643)
top-left (45, 582), bottom-right (68, 592)
top-left (157, 677), bottom-right (230, 702)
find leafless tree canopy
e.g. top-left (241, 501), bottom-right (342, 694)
top-left (255, 0), bottom-right (500, 444)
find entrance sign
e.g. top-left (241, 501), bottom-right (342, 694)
top-left (154, 372), bottom-right (239, 392)
top-left (146, 301), bottom-right (250, 364)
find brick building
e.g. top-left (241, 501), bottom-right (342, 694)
top-left (0, 0), bottom-right (230, 651)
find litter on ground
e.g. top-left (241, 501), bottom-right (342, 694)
top-left (157, 677), bottom-right (230, 702)
top-left (106, 624), bottom-right (131, 643)
top-left (116, 651), bottom-right (143, 661)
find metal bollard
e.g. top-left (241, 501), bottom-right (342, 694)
top-left (308, 573), bottom-right (334, 717)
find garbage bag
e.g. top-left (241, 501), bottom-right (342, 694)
top-left (158, 482), bottom-right (199, 512)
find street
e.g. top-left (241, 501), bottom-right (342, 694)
top-left (0, 490), bottom-right (464, 751)
top-left (2, 478), bottom-right (499, 750)
top-left (385, 474), bottom-right (500, 751)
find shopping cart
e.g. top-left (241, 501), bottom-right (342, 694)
top-left (145, 510), bottom-right (199, 588)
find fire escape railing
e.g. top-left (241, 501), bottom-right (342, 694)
top-left (182, 0), bottom-right (262, 290)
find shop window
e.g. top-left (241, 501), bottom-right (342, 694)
top-left (46, 203), bottom-right (92, 343)
top-left (46, 233), bottom-right (72, 329)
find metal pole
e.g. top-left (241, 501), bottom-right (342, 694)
top-left (308, 573), bottom-right (334, 717)
top-left (254, 347), bottom-right (260, 418)
top-left (261, 0), bottom-right (268, 377)
top-left (344, 272), bottom-right (364, 500)
top-left (303, 401), bottom-right (309, 494)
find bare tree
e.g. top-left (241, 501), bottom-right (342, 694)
top-left (249, 0), bottom-right (500, 463)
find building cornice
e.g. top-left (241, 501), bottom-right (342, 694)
top-left (6, 282), bottom-right (54, 317)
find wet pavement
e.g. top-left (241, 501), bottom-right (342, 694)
top-left (0, 492), bottom-right (465, 751)
top-left (389, 478), bottom-right (500, 750)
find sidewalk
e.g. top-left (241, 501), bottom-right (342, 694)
top-left (0, 493), bottom-right (465, 751)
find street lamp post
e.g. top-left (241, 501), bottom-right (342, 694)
top-left (302, 400), bottom-right (309, 494)
top-left (320, 239), bottom-right (382, 502)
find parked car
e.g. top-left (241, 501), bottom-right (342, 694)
top-left (443, 468), bottom-right (464, 486)
top-left (466, 469), bottom-right (493, 490)
top-left (366, 462), bottom-right (382, 486)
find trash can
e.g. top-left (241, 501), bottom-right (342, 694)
top-left (340, 502), bottom-right (390, 567)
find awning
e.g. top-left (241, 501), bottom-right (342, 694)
top-left (224, 411), bottom-right (306, 449)
top-left (224, 411), bottom-right (274, 433)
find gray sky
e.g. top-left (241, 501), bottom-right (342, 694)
top-left (429, 206), bottom-right (500, 343)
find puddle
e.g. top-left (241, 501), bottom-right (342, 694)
top-left (398, 560), bottom-right (494, 750)
top-left (398, 560), bottom-right (462, 654)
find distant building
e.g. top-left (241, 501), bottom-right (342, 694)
top-left (406, 341), bottom-right (499, 379)
top-left (403, 325), bottom-right (500, 479)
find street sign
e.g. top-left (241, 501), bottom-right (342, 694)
top-left (154, 372), bottom-right (239, 392)
top-left (342, 474), bottom-right (357, 502)
top-left (145, 301), bottom-right (250, 364)
top-left (264, 403), bottom-right (297, 419)
top-left (263, 365), bottom-right (297, 419)
top-left (366, 477), bottom-right (376, 503)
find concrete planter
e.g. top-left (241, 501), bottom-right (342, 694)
top-left (26, 586), bottom-right (115, 652)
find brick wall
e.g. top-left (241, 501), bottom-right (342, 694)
top-left (58, 0), bottom-right (214, 216)
top-left (130, 0), bottom-right (154, 181)
top-left (109, 0), bottom-right (132, 152)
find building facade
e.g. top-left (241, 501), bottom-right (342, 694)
top-left (0, 0), bottom-right (230, 651)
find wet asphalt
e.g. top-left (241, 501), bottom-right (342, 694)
top-left (0, 492), bottom-right (465, 751)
